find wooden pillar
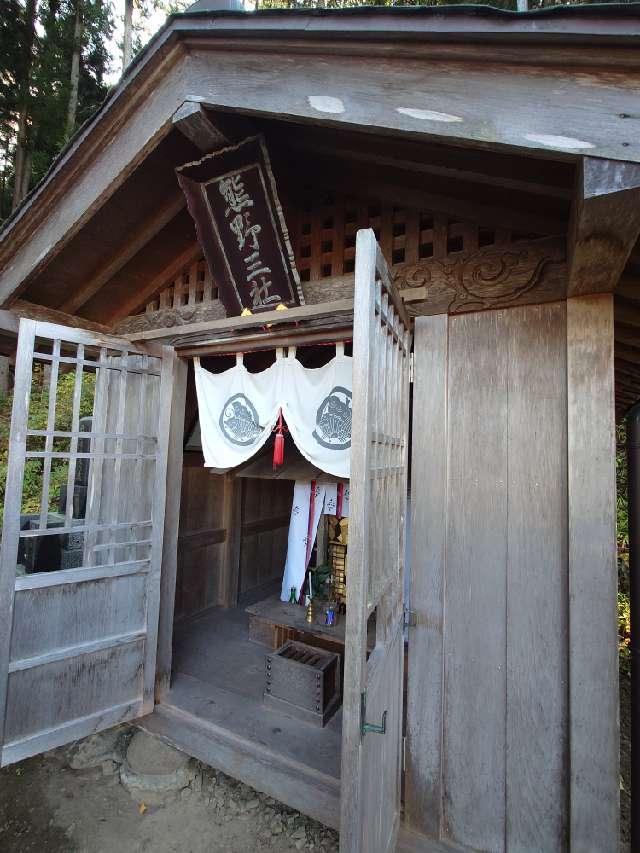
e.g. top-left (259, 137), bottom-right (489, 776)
top-left (405, 314), bottom-right (448, 838)
top-left (155, 355), bottom-right (188, 703)
top-left (566, 294), bottom-right (619, 853)
top-left (219, 473), bottom-right (242, 608)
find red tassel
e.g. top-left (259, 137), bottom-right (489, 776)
top-left (273, 408), bottom-right (286, 470)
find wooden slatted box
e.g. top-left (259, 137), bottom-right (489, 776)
top-left (264, 639), bottom-right (340, 727)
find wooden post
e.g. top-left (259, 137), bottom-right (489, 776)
top-left (219, 473), bottom-right (242, 609)
top-left (405, 314), bottom-right (448, 837)
top-left (566, 294), bottom-right (618, 852)
top-left (155, 355), bottom-right (188, 704)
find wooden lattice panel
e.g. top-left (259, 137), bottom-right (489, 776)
top-left (291, 192), bottom-right (518, 284)
top-left (144, 259), bottom-right (217, 313)
top-left (115, 194), bottom-right (560, 334)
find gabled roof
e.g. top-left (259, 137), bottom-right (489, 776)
top-left (1, 2), bottom-right (639, 312)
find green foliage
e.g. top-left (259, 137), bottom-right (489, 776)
top-left (617, 423), bottom-right (631, 677)
top-left (0, 365), bottom-right (95, 524)
top-left (0, 0), bottom-right (113, 220)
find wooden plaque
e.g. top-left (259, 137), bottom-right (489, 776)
top-left (177, 135), bottom-right (303, 314)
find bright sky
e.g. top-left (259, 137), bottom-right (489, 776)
top-left (105, 3), bottom-right (175, 85)
top-left (106, 1), bottom-right (254, 85)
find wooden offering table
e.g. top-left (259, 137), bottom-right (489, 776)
top-left (246, 594), bottom-right (348, 652)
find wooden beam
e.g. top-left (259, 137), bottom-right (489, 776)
top-left (0, 310), bottom-right (20, 336)
top-left (613, 322), bottom-right (640, 349)
top-left (304, 158), bottom-right (565, 235)
top-left (614, 296), bottom-right (640, 329)
top-left (616, 273), bottom-right (640, 302)
top-left (59, 193), bottom-right (186, 314)
top-left (108, 242), bottom-right (203, 322)
top-left (172, 102), bottom-right (255, 153)
top-left (10, 299), bottom-right (111, 333)
top-left (615, 342), bottom-right (640, 367)
top-left (568, 157), bottom-right (640, 296)
top-left (276, 131), bottom-right (573, 200)
top-left (567, 294), bottom-right (618, 853)
top-left (172, 101), bottom-right (230, 152)
top-left (126, 297), bottom-right (354, 342)
top-left (0, 48), bottom-right (186, 308)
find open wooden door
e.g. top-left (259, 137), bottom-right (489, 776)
top-left (340, 230), bottom-right (411, 852)
top-left (0, 320), bottom-right (175, 766)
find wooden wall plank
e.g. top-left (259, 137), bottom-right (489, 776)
top-left (4, 640), bottom-right (144, 744)
top-left (155, 354), bottom-right (187, 702)
top-left (566, 294), bottom-right (618, 853)
top-left (505, 303), bottom-right (568, 852)
top-left (10, 574), bottom-right (146, 661)
top-left (443, 310), bottom-right (507, 852)
top-left (405, 314), bottom-right (448, 837)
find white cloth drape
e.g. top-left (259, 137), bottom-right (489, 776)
top-left (279, 480), bottom-right (350, 602)
top-left (194, 347), bottom-right (352, 478)
top-left (280, 481), bottom-right (326, 602)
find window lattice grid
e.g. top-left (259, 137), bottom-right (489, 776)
top-left (292, 193), bottom-right (516, 283)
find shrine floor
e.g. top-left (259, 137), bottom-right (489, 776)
top-left (166, 590), bottom-right (343, 784)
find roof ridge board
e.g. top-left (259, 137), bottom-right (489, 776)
top-left (179, 3), bottom-right (640, 20)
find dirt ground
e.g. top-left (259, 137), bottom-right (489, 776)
top-left (0, 738), bottom-right (339, 853)
top-left (0, 677), bottom-right (631, 853)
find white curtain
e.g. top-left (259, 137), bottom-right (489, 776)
top-left (194, 346), bottom-right (352, 478)
top-left (279, 480), bottom-right (350, 602)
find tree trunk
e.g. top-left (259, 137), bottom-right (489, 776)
top-left (122, 0), bottom-right (133, 72)
top-left (65, 0), bottom-right (83, 140)
top-left (11, 0), bottom-right (37, 212)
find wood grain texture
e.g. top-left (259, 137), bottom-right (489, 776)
top-left (4, 640), bottom-right (144, 745)
top-left (140, 700), bottom-right (340, 830)
top-left (0, 321), bottom-right (172, 765)
top-left (9, 574), bottom-right (146, 661)
top-left (405, 314), bottom-right (448, 837)
top-left (341, 229), bottom-right (410, 853)
top-left (443, 310), bottom-right (508, 852)
top-left (504, 303), bottom-right (568, 852)
top-left (566, 294), bottom-right (618, 852)
top-left (155, 354), bottom-right (187, 701)
top-left (0, 320), bottom-right (37, 749)
top-left (407, 303), bottom-right (575, 852)
top-left (568, 158), bottom-right (640, 297)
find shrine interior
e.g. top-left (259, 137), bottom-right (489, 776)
top-left (166, 343), bottom-right (357, 798)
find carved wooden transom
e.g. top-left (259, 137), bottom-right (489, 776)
top-left (114, 194), bottom-right (566, 335)
top-left (291, 191), bottom-right (523, 283)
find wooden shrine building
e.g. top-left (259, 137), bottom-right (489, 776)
top-left (0, 4), bottom-right (638, 851)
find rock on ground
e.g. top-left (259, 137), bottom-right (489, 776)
top-left (0, 724), bottom-right (339, 853)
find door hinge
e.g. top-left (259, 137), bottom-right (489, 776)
top-left (409, 352), bottom-right (414, 384)
top-left (404, 607), bottom-right (417, 628)
top-left (360, 690), bottom-right (387, 739)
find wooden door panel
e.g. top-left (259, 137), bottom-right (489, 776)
top-left (0, 320), bottom-right (175, 766)
top-left (340, 230), bottom-right (411, 853)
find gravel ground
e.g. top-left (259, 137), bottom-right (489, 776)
top-left (0, 730), bottom-right (339, 853)
top-left (0, 699), bottom-right (631, 853)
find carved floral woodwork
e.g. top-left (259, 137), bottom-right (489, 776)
top-left (395, 237), bottom-right (567, 316)
top-left (114, 300), bottom-right (226, 335)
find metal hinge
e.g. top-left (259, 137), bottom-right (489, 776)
top-left (409, 352), bottom-right (414, 384)
top-left (404, 607), bottom-right (417, 628)
top-left (360, 691), bottom-right (387, 739)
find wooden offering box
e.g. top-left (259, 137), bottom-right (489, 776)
top-left (264, 640), bottom-right (341, 728)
